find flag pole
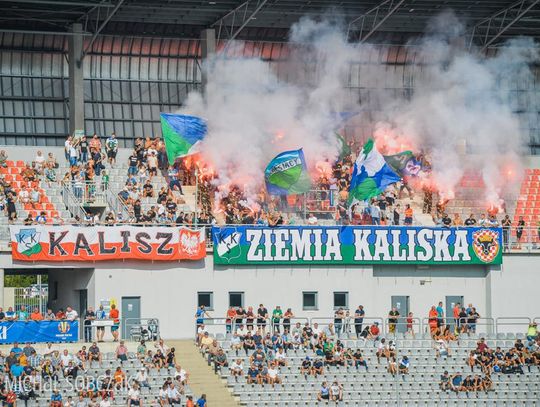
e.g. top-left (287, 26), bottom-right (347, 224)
top-left (195, 167), bottom-right (199, 228)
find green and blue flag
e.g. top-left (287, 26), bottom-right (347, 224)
top-left (265, 149), bottom-right (312, 195)
top-left (349, 139), bottom-right (401, 202)
top-left (160, 113), bottom-right (207, 164)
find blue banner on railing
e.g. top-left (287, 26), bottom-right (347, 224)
top-left (212, 226), bottom-right (503, 265)
top-left (0, 321), bottom-right (78, 344)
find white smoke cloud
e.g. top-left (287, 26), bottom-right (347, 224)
top-left (181, 19), bottom-right (365, 196)
top-left (180, 11), bottom-right (538, 207)
top-left (372, 11), bottom-right (538, 204)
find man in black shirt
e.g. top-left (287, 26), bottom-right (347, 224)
top-left (142, 180), bottom-right (154, 198)
top-left (257, 304), bottom-right (268, 332)
top-left (128, 152), bottom-right (138, 176)
top-left (388, 307), bottom-right (400, 334)
top-left (464, 214), bottom-right (477, 226)
top-left (79, 136), bottom-right (89, 163)
top-left (83, 307), bottom-right (96, 342)
top-left (441, 213), bottom-right (452, 227)
top-left (354, 305), bottom-right (365, 337)
top-left (393, 204), bottom-right (400, 225)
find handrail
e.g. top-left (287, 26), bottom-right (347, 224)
top-left (421, 317), bottom-right (495, 334)
top-left (494, 317), bottom-right (531, 334)
top-left (195, 316), bottom-right (540, 338)
top-left (61, 181), bottom-right (87, 220)
top-left (105, 188), bottom-right (131, 220)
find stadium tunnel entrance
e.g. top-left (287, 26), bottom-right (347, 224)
top-left (2, 267), bottom-right (94, 317)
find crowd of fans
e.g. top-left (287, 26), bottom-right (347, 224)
top-left (0, 134), bottom-right (536, 235)
top-left (0, 338), bottom-right (198, 407)
top-left (197, 302), bottom-right (540, 402)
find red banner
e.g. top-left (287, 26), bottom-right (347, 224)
top-left (10, 225), bottom-right (206, 262)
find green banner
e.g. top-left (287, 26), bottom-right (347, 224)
top-left (212, 226), bottom-right (503, 265)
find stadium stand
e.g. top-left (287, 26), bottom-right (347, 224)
top-left (199, 317), bottom-right (540, 406)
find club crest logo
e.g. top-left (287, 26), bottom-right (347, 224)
top-left (14, 228), bottom-right (42, 257)
top-left (472, 229), bottom-right (500, 263)
top-left (58, 321), bottom-right (70, 334)
top-left (214, 228), bottom-right (242, 263)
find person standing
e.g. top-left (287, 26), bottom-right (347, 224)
top-left (109, 304), bottom-right (120, 342)
top-left (272, 306), bottom-right (283, 334)
top-left (105, 133), bottom-right (119, 167)
top-left (354, 305), bottom-right (365, 338)
top-left (436, 301), bottom-right (445, 329)
top-left (502, 214), bottom-right (512, 250)
top-left (83, 307), bottom-right (96, 343)
top-left (96, 305), bottom-right (106, 342)
top-left (388, 307), bottom-right (400, 334)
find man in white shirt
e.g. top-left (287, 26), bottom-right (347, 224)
top-left (43, 342), bottom-right (59, 357)
top-left (65, 306), bottom-right (78, 321)
top-left (99, 395), bottom-right (111, 407)
top-left (229, 359), bottom-right (243, 379)
top-left (60, 349), bottom-right (73, 367)
top-left (235, 324), bottom-right (248, 338)
top-left (307, 213), bottom-right (318, 225)
top-left (275, 348), bottom-right (288, 366)
top-left (127, 383), bottom-right (141, 407)
top-left (154, 338), bottom-right (169, 354)
top-left (435, 338), bottom-right (450, 358)
top-left (135, 368), bottom-right (150, 388)
top-left (166, 382), bottom-right (182, 405)
top-left (312, 323), bottom-right (323, 336)
top-left (266, 362), bottom-right (281, 385)
top-left (173, 365), bottom-right (188, 384)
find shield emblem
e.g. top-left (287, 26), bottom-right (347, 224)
top-left (472, 229), bottom-right (500, 263)
top-left (14, 228), bottom-right (42, 256)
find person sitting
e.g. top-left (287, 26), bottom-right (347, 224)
top-left (246, 363), bottom-right (260, 385)
top-left (317, 381), bottom-right (330, 402)
top-left (265, 362), bottom-right (281, 386)
top-left (229, 359), bottom-right (243, 381)
top-left (353, 348), bottom-right (368, 371)
top-left (330, 380), bottom-right (344, 402)
top-left (440, 370), bottom-right (451, 391)
top-left (398, 355), bottom-right (410, 375)
top-left (376, 338), bottom-right (387, 363)
top-left (300, 357), bottom-right (312, 377)
top-left (450, 373), bottom-right (465, 392)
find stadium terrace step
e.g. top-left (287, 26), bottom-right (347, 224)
top-left (170, 340), bottom-right (240, 407)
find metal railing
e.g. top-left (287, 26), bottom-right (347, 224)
top-left (197, 315), bottom-right (540, 338)
top-left (495, 317), bottom-right (531, 334)
top-left (61, 182), bottom-right (87, 219)
top-left (105, 188), bottom-right (131, 220)
top-left (122, 317), bottom-right (160, 342)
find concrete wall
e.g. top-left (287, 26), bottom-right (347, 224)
top-left (1, 252), bottom-right (539, 339)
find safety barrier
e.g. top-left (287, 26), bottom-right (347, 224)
top-left (194, 315), bottom-right (538, 338)
top-left (122, 317), bottom-right (160, 342)
top-left (495, 317), bottom-right (531, 334)
top-left (421, 316), bottom-right (495, 334)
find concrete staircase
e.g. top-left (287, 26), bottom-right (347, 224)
top-left (169, 340), bottom-right (239, 407)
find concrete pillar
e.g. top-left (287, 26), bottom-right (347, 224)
top-left (68, 23), bottom-right (85, 137)
top-left (0, 268), bottom-right (4, 309)
top-left (200, 28), bottom-right (216, 94)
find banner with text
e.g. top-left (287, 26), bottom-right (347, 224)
top-left (0, 321), bottom-right (79, 344)
top-left (10, 225), bottom-right (206, 262)
top-left (212, 226), bottom-right (503, 265)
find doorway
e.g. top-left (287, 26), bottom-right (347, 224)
top-left (391, 296), bottom-right (410, 333)
top-left (121, 296), bottom-right (141, 340)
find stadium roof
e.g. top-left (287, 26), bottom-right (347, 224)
top-left (0, 0), bottom-right (539, 45)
